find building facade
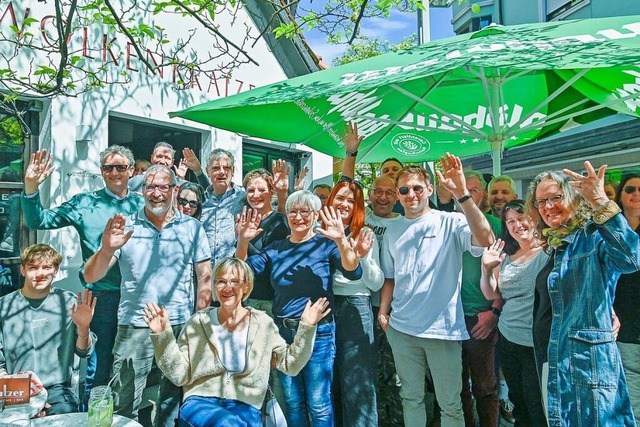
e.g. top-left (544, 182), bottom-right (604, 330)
top-left (0, 0), bottom-right (333, 291)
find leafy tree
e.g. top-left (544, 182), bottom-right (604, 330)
top-left (0, 0), bottom-right (427, 133)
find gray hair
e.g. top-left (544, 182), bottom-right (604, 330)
top-left (207, 148), bottom-right (235, 169)
top-left (285, 190), bottom-right (322, 212)
top-left (489, 175), bottom-right (516, 194)
top-left (465, 170), bottom-right (487, 189)
top-left (525, 170), bottom-right (592, 240)
top-left (153, 141), bottom-right (175, 157)
top-left (143, 164), bottom-right (177, 186)
top-left (100, 145), bottom-right (134, 166)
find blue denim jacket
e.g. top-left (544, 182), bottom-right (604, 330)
top-left (547, 213), bottom-right (640, 427)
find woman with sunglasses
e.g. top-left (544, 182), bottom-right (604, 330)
top-left (526, 163), bottom-right (640, 426)
top-left (176, 182), bottom-right (204, 220)
top-left (236, 190), bottom-right (362, 427)
top-left (480, 200), bottom-right (549, 426)
top-left (145, 257), bottom-right (331, 427)
top-left (241, 169), bottom-right (290, 315)
top-left (324, 180), bottom-right (383, 427)
top-left (614, 173), bottom-right (640, 425)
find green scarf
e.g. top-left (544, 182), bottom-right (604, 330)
top-left (542, 216), bottom-right (586, 249)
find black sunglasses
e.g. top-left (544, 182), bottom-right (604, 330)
top-left (177, 197), bottom-right (200, 208)
top-left (101, 165), bottom-right (129, 173)
top-left (623, 186), bottom-right (640, 194)
top-left (398, 185), bottom-right (424, 196)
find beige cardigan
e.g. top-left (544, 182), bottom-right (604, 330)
top-left (150, 307), bottom-right (316, 409)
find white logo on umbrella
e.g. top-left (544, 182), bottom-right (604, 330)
top-left (391, 133), bottom-right (431, 156)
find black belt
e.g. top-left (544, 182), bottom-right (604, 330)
top-left (279, 314), bottom-right (334, 330)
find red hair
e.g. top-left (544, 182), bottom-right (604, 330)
top-left (324, 180), bottom-right (365, 238)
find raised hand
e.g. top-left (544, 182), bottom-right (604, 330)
top-left (70, 289), bottom-right (97, 331)
top-left (24, 150), bottom-right (55, 194)
top-left (350, 227), bottom-right (375, 258)
top-left (340, 121), bottom-right (365, 152)
top-left (300, 297), bottom-right (331, 326)
top-left (235, 206), bottom-right (263, 242)
top-left (272, 159), bottom-right (291, 194)
top-left (173, 158), bottom-right (189, 180)
top-left (563, 161), bottom-right (609, 209)
top-left (482, 239), bottom-right (506, 271)
top-left (317, 206), bottom-right (347, 241)
top-left (143, 302), bottom-right (170, 333)
top-left (182, 148), bottom-right (203, 174)
top-left (102, 213), bottom-right (133, 252)
top-left (435, 153), bottom-right (467, 199)
top-left (294, 166), bottom-right (309, 191)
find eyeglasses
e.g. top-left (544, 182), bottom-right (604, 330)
top-left (177, 197), bottom-right (200, 208)
top-left (623, 186), bottom-right (640, 194)
top-left (533, 194), bottom-right (564, 209)
top-left (398, 185), bottom-right (424, 196)
top-left (144, 184), bottom-right (175, 193)
top-left (287, 210), bottom-right (314, 218)
top-left (214, 279), bottom-right (243, 289)
top-left (372, 189), bottom-right (396, 198)
top-left (101, 165), bottom-right (129, 173)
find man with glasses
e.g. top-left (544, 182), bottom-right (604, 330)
top-left (84, 165), bottom-right (212, 426)
top-left (21, 146), bottom-right (144, 404)
top-left (365, 175), bottom-right (405, 425)
top-left (378, 154), bottom-right (495, 427)
top-left (201, 149), bottom-right (247, 268)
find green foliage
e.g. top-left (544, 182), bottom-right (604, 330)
top-left (332, 34), bottom-right (417, 66)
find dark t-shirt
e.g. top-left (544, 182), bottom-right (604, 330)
top-left (614, 227), bottom-right (640, 344)
top-left (533, 251), bottom-right (554, 375)
top-left (247, 212), bottom-right (290, 300)
top-left (247, 234), bottom-right (362, 319)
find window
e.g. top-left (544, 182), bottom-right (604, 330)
top-left (0, 100), bottom-right (38, 293)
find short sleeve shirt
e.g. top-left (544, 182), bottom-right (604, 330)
top-left (115, 209), bottom-right (211, 326)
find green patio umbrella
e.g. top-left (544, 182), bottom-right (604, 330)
top-left (171, 15), bottom-right (640, 175)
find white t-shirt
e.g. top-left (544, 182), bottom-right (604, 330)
top-left (365, 210), bottom-right (404, 306)
top-left (209, 309), bottom-right (249, 374)
top-left (381, 209), bottom-right (482, 340)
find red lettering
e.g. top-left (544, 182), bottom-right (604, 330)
top-left (206, 71), bottom-right (221, 96)
top-left (235, 79), bottom-right (244, 94)
top-left (189, 68), bottom-right (202, 91)
top-left (126, 42), bottom-right (138, 72)
top-left (249, 84), bottom-right (255, 90)
top-left (0, 1), bottom-right (30, 37)
top-left (82, 27), bottom-right (94, 59)
top-left (102, 35), bottom-right (119, 65)
top-left (145, 49), bottom-right (163, 78)
top-left (39, 15), bottom-right (57, 48)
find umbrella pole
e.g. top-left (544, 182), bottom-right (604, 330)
top-left (491, 138), bottom-right (504, 177)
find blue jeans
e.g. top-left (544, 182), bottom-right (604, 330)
top-left (333, 295), bottom-right (378, 427)
top-left (84, 290), bottom-right (120, 404)
top-left (278, 321), bottom-right (336, 427)
top-left (111, 324), bottom-right (184, 427)
top-left (178, 395), bottom-right (262, 427)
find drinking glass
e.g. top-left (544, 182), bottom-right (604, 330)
top-left (88, 385), bottom-right (113, 427)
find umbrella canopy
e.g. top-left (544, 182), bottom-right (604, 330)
top-left (171, 15), bottom-right (640, 175)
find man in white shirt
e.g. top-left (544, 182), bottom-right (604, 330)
top-left (379, 154), bottom-right (494, 427)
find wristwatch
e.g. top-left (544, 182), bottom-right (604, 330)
top-left (490, 307), bottom-right (502, 317)
top-left (345, 149), bottom-right (358, 157)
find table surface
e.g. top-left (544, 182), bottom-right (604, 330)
top-left (28, 413), bottom-right (143, 426)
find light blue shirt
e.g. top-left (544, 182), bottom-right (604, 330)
top-left (201, 185), bottom-right (247, 268)
top-left (114, 209), bottom-right (211, 326)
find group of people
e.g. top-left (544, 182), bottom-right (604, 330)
top-left (0, 124), bottom-right (639, 427)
